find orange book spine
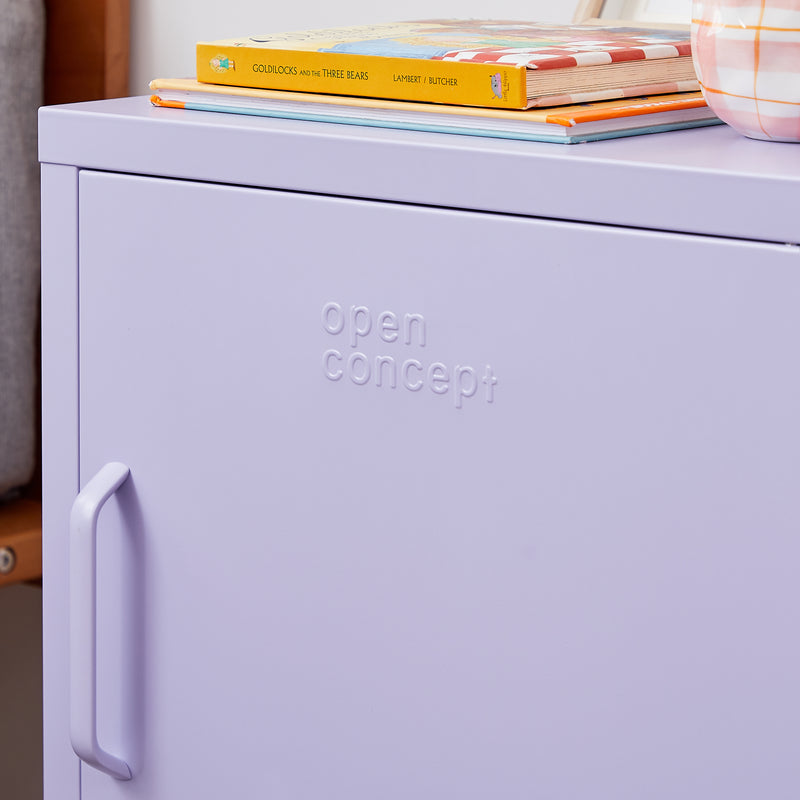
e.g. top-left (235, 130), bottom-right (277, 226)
top-left (546, 95), bottom-right (708, 126)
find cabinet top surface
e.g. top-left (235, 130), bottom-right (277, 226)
top-left (40, 96), bottom-right (800, 244)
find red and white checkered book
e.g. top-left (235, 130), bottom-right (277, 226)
top-left (197, 20), bottom-right (701, 110)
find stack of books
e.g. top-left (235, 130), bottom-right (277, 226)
top-left (151, 19), bottom-right (722, 144)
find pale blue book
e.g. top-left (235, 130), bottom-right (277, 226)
top-left (150, 78), bottom-right (723, 144)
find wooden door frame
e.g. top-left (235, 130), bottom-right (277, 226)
top-left (44, 0), bottom-right (130, 105)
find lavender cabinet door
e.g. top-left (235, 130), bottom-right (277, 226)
top-left (75, 169), bottom-right (800, 800)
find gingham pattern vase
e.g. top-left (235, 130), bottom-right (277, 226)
top-left (692, 0), bottom-right (800, 142)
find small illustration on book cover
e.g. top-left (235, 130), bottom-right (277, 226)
top-left (210, 55), bottom-right (235, 73)
top-left (490, 73), bottom-right (503, 99)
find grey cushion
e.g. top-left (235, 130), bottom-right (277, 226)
top-left (0, 0), bottom-right (44, 497)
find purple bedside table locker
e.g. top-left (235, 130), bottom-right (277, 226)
top-left (40, 97), bottom-right (800, 800)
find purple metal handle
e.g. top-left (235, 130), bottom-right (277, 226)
top-left (69, 462), bottom-right (133, 781)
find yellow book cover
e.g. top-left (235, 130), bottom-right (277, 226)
top-left (196, 20), bottom-right (700, 110)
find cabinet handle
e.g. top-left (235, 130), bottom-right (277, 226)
top-left (69, 462), bottom-right (133, 781)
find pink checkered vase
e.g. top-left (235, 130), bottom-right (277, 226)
top-left (692, 0), bottom-right (800, 142)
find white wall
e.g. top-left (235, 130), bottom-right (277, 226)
top-left (129, 2), bottom-right (569, 94)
